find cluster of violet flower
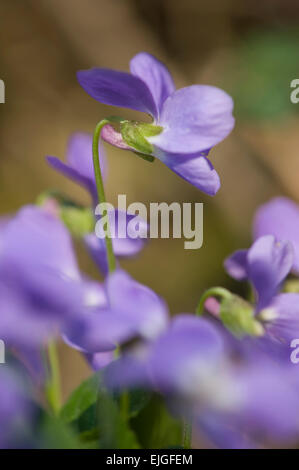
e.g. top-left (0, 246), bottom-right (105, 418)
top-left (1, 53), bottom-right (299, 449)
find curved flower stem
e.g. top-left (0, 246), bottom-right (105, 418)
top-left (46, 341), bottom-right (61, 415)
top-left (196, 287), bottom-right (232, 316)
top-left (93, 119), bottom-right (116, 273)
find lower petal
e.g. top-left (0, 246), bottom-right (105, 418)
top-left (160, 153), bottom-right (220, 195)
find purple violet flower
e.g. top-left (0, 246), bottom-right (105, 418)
top-left (224, 235), bottom-right (299, 344)
top-left (0, 205), bottom-right (85, 351)
top-left (77, 52), bottom-right (235, 195)
top-left (64, 269), bottom-right (169, 364)
top-left (253, 197), bottom-right (299, 274)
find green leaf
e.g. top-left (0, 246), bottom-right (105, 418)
top-left (131, 394), bottom-right (182, 449)
top-left (97, 389), bottom-right (140, 449)
top-left (78, 429), bottom-right (100, 449)
top-left (113, 388), bottom-right (151, 419)
top-left (60, 373), bottom-right (142, 448)
top-left (60, 373), bottom-right (101, 425)
top-left (38, 414), bottom-right (82, 449)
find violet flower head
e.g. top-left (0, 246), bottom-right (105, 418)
top-left (224, 235), bottom-right (299, 344)
top-left (0, 205), bottom-right (84, 350)
top-left (253, 197), bottom-right (299, 274)
top-left (77, 52), bottom-right (235, 195)
top-left (64, 269), bottom-right (169, 363)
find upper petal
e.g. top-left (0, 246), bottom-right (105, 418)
top-left (160, 153), bottom-right (220, 195)
top-left (47, 132), bottom-right (106, 203)
top-left (77, 68), bottom-right (158, 118)
top-left (0, 205), bottom-right (80, 281)
top-left (253, 197), bottom-right (299, 274)
top-left (149, 85), bottom-right (234, 154)
top-left (224, 250), bottom-right (248, 281)
top-left (130, 52), bottom-right (175, 117)
top-left (247, 235), bottom-right (293, 309)
top-left (67, 132), bottom-right (107, 182)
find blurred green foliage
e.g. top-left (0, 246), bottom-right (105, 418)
top-left (229, 30), bottom-right (299, 121)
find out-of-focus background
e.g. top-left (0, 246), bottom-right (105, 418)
top-left (1, 0), bottom-right (299, 398)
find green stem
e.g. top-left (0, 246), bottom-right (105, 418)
top-left (46, 341), bottom-right (62, 415)
top-left (182, 417), bottom-right (192, 449)
top-left (120, 390), bottom-right (129, 423)
top-left (92, 119), bottom-right (116, 273)
top-left (196, 287), bottom-right (232, 316)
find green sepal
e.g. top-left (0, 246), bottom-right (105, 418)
top-left (197, 287), bottom-right (264, 338)
top-left (36, 191), bottom-right (94, 237)
top-left (60, 206), bottom-right (94, 238)
top-left (120, 120), bottom-right (162, 156)
top-left (137, 122), bottom-right (163, 137)
top-left (134, 152), bottom-right (155, 163)
top-left (220, 294), bottom-right (264, 338)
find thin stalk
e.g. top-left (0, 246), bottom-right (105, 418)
top-left (182, 417), bottom-right (192, 449)
top-left (45, 341), bottom-right (61, 415)
top-left (92, 119), bottom-right (116, 273)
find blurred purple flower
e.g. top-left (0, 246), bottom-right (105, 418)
top-left (64, 269), bottom-right (169, 364)
top-left (0, 367), bottom-right (33, 448)
top-left (106, 315), bottom-right (299, 448)
top-left (253, 197), bottom-right (299, 274)
top-left (47, 132), bottom-right (107, 206)
top-left (0, 205), bottom-right (85, 352)
top-left (77, 52), bottom-right (235, 195)
top-left (85, 209), bottom-right (148, 275)
top-left (47, 133), bottom-right (148, 274)
top-left (224, 235), bottom-right (299, 344)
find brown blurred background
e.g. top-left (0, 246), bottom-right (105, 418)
top-left (1, 0), bottom-right (299, 398)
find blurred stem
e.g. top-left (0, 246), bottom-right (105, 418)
top-left (182, 418), bottom-right (192, 449)
top-left (120, 390), bottom-right (129, 423)
top-left (46, 341), bottom-right (61, 415)
top-left (92, 119), bottom-right (116, 273)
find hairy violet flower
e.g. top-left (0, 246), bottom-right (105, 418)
top-left (77, 52), bottom-right (235, 195)
top-left (224, 235), bottom-right (299, 344)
